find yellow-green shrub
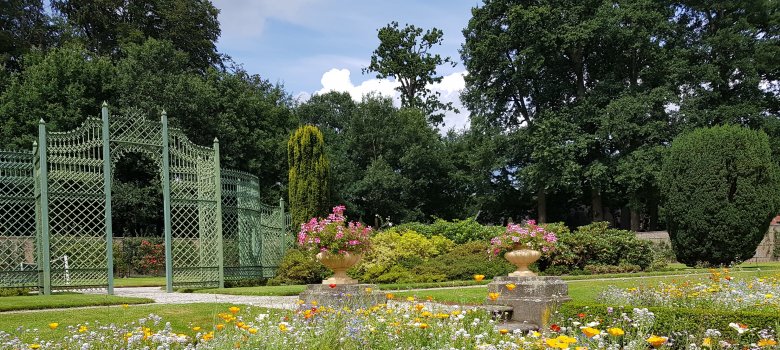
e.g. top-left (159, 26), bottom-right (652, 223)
top-left (353, 229), bottom-right (454, 283)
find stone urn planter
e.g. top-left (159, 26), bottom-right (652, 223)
top-left (504, 246), bottom-right (541, 277)
top-left (316, 251), bottom-right (361, 284)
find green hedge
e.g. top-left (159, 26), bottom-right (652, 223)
top-left (558, 302), bottom-right (780, 334)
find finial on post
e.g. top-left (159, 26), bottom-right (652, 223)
top-left (39, 118), bottom-right (46, 124)
top-left (101, 101), bottom-right (108, 107)
top-left (213, 137), bottom-right (219, 143)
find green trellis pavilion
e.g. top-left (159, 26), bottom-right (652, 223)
top-left (0, 103), bottom-right (291, 295)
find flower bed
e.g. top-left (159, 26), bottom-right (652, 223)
top-left (5, 299), bottom-right (780, 349)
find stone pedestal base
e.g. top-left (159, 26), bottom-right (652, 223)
top-left (298, 283), bottom-right (384, 309)
top-left (485, 276), bottom-right (571, 329)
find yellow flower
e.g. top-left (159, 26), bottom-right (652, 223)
top-left (406, 296), bottom-right (415, 302)
top-left (29, 344), bottom-right (41, 350)
top-left (122, 304), bottom-right (129, 309)
top-left (607, 327), bottom-right (624, 337)
top-left (499, 328), bottom-right (509, 335)
top-left (758, 339), bottom-right (778, 347)
top-left (576, 347), bottom-right (588, 350)
top-left (415, 303), bottom-right (425, 311)
top-left (474, 274), bottom-right (485, 282)
top-left (418, 323), bottom-right (429, 329)
top-left (48, 322), bottom-right (58, 330)
top-left (248, 328), bottom-right (258, 335)
top-left (229, 306), bottom-right (240, 314)
top-left (488, 292), bottom-right (500, 301)
top-left (365, 287), bottom-right (373, 293)
top-left (279, 323), bottom-right (288, 332)
top-left (202, 331), bottom-right (214, 341)
top-left (701, 337), bottom-right (714, 348)
top-left (216, 324), bottom-right (225, 331)
top-left (386, 293), bottom-right (395, 300)
top-left (582, 327), bottom-right (600, 338)
top-left (766, 294), bottom-right (774, 299)
top-left (506, 283), bottom-right (516, 291)
top-left (78, 325), bottom-right (88, 333)
top-left (647, 335), bottom-right (668, 348)
top-left (556, 335), bottom-right (577, 344)
top-left (192, 326), bottom-right (201, 332)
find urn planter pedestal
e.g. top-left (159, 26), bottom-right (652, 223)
top-left (298, 251), bottom-right (382, 308)
top-left (485, 276), bottom-right (571, 331)
top-left (504, 248), bottom-right (541, 277)
top-left (316, 251), bottom-right (360, 285)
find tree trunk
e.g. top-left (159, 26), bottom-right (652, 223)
top-left (620, 207), bottom-right (631, 230)
top-left (591, 189), bottom-right (603, 222)
top-left (537, 187), bottom-right (547, 224)
top-left (630, 209), bottom-right (640, 232)
top-left (648, 197), bottom-right (659, 231)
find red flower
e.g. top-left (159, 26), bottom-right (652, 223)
top-left (578, 313), bottom-right (586, 319)
top-left (329, 284), bottom-right (337, 288)
top-left (550, 324), bottom-right (561, 332)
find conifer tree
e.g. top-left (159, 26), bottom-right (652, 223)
top-left (288, 125), bottom-right (330, 226)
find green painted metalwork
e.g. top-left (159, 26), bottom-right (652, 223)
top-left (0, 104), bottom-right (290, 293)
top-left (0, 148), bottom-right (36, 291)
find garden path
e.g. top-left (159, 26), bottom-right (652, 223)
top-left (85, 287), bottom-right (299, 309)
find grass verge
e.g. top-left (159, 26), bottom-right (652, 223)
top-left (0, 294), bottom-right (153, 312)
top-left (0, 303), bottom-right (269, 342)
top-left (114, 277), bottom-right (166, 287)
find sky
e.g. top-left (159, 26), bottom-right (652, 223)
top-left (210, 0), bottom-right (479, 131)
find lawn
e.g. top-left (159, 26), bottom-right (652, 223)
top-left (0, 294), bottom-right (153, 312)
top-left (0, 303), bottom-right (262, 342)
top-left (114, 276), bottom-right (166, 287)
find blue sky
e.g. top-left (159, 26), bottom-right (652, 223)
top-left (211, 0), bottom-right (478, 129)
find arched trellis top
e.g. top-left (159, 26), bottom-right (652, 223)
top-left (0, 103), bottom-right (290, 295)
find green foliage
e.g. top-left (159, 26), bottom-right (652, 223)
top-left (364, 22), bottom-right (457, 124)
top-left (113, 238), bottom-right (165, 277)
top-left (417, 241), bottom-right (515, 281)
top-left (394, 218), bottom-right (504, 244)
top-left (558, 302), bottom-right (780, 335)
top-left (0, 288), bottom-right (31, 297)
top-left (353, 229), bottom-right (454, 283)
top-left (268, 249), bottom-right (328, 286)
top-left (660, 125), bottom-right (780, 266)
top-left (540, 222), bottom-right (653, 273)
top-left (287, 125), bottom-right (330, 226)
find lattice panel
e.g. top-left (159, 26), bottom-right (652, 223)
top-left (46, 118), bottom-right (107, 290)
top-left (168, 129), bottom-right (221, 288)
top-left (0, 150), bottom-right (36, 288)
top-left (259, 204), bottom-right (290, 278)
top-left (221, 169), bottom-right (264, 281)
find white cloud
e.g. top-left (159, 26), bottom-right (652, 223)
top-left (313, 68), bottom-right (470, 131)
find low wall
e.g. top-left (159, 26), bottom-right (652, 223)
top-left (636, 225), bottom-right (779, 263)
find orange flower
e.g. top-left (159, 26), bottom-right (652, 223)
top-left (647, 335), bottom-right (668, 348)
top-left (607, 327), bottom-right (624, 337)
top-left (488, 292), bottom-right (500, 301)
top-left (474, 274), bottom-right (485, 282)
top-left (499, 328), bottom-right (509, 335)
top-left (758, 339), bottom-right (778, 347)
top-left (582, 327), bottom-right (600, 338)
top-left (386, 293), bottom-right (395, 300)
top-left (506, 283), bottom-right (516, 291)
top-left (216, 324), bottom-right (225, 331)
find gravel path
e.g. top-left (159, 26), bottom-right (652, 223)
top-left (84, 287), bottom-right (299, 309)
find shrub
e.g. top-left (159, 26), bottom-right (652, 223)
top-left (269, 248), bottom-right (329, 285)
top-left (540, 222), bottom-right (653, 273)
top-left (660, 125), bottom-right (780, 266)
top-left (394, 218), bottom-right (503, 244)
top-left (353, 229), bottom-right (454, 283)
top-left (417, 241), bottom-right (515, 280)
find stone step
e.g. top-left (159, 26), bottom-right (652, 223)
top-left (494, 320), bottom-right (539, 333)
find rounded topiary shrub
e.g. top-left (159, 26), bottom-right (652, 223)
top-left (660, 125), bottom-right (780, 266)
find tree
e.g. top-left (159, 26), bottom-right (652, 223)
top-left (288, 125), bottom-right (331, 226)
top-left (51, 0), bottom-right (222, 71)
top-left (364, 21), bottom-right (457, 125)
top-left (0, 0), bottom-right (51, 74)
top-left (660, 125), bottom-right (780, 266)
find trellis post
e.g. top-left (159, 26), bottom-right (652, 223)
top-left (161, 111), bottom-right (174, 293)
top-left (279, 197), bottom-right (286, 246)
top-left (101, 102), bottom-right (114, 295)
top-left (214, 138), bottom-right (224, 288)
top-left (37, 119), bottom-right (51, 295)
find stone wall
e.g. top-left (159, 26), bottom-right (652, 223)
top-left (636, 225), bottom-right (779, 263)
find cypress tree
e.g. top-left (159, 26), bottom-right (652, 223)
top-left (288, 125), bottom-right (330, 226)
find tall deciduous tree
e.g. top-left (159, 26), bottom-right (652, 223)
top-left (288, 125), bottom-right (331, 226)
top-left (0, 0), bottom-right (51, 73)
top-left (51, 0), bottom-right (221, 71)
top-left (364, 21), bottom-right (457, 125)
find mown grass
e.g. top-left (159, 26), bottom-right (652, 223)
top-left (0, 294), bottom-right (153, 312)
top-left (0, 303), bottom-right (268, 342)
top-left (114, 276), bottom-right (166, 287)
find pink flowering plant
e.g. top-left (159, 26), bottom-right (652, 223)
top-left (489, 219), bottom-right (557, 256)
top-left (297, 205), bottom-right (373, 255)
